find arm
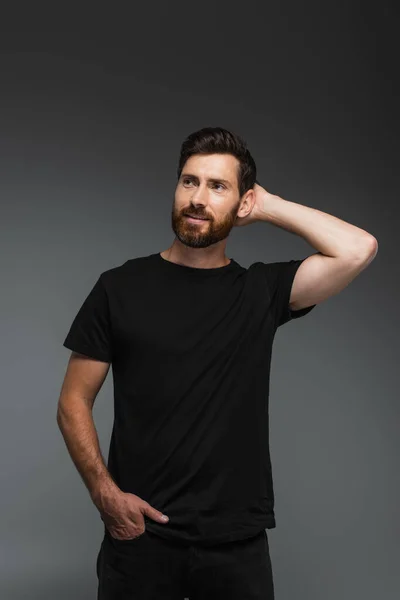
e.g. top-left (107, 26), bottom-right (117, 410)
top-left (260, 192), bottom-right (377, 310)
top-left (56, 351), bottom-right (120, 509)
top-left (57, 351), bottom-right (170, 536)
top-left (236, 184), bottom-right (378, 310)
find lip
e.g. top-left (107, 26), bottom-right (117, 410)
top-left (185, 215), bottom-right (209, 222)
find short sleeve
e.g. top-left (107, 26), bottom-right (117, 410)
top-left (63, 274), bottom-right (113, 362)
top-left (259, 258), bottom-right (316, 328)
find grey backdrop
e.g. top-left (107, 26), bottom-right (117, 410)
top-left (1, 5), bottom-right (398, 600)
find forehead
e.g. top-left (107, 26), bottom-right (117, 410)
top-left (182, 154), bottom-right (239, 181)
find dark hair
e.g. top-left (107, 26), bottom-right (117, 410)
top-left (177, 127), bottom-right (258, 197)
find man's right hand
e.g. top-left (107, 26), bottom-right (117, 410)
top-left (94, 489), bottom-right (169, 540)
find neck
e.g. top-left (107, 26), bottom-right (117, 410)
top-left (161, 242), bottom-right (230, 269)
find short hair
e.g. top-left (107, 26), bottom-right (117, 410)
top-left (177, 127), bottom-right (258, 197)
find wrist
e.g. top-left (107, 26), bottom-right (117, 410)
top-left (258, 193), bottom-right (282, 222)
top-left (91, 478), bottom-right (121, 508)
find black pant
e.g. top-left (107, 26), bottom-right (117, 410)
top-left (97, 527), bottom-right (274, 599)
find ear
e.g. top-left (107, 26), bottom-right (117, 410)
top-left (238, 188), bottom-right (255, 218)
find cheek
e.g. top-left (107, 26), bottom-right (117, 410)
top-left (212, 198), bottom-right (232, 215)
top-left (173, 196), bottom-right (184, 213)
top-left (175, 190), bottom-right (191, 206)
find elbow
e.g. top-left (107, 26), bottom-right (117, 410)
top-left (363, 236), bottom-right (379, 264)
top-left (352, 235), bottom-right (378, 265)
top-left (368, 236), bottom-right (379, 259)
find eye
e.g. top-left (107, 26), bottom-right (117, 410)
top-left (213, 183), bottom-right (225, 191)
top-left (182, 178), bottom-right (194, 186)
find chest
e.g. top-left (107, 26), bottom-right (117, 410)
top-left (109, 275), bottom-right (273, 362)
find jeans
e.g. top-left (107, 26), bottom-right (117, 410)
top-left (96, 527), bottom-right (274, 599)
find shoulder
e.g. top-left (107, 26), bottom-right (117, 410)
top-left (99, 255), bottom-right (156, 290)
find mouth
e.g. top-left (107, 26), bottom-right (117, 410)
top-left (184, 214), bottom-right (209, 221)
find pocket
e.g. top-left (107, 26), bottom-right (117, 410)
top-left (106, 529), bottom-right (147, 544)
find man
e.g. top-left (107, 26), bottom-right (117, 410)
top-left (57, 127), bottom-right (377, 599)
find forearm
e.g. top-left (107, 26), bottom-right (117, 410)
top-left (259, 194), bottom-right (376, 259)
top-left (56, 400), bottom-right (120, 506)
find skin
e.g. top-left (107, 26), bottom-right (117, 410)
top-left (161, 153), bottom-right (256, 269)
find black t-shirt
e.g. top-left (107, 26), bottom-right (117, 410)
top-left (63, 252), bottom-right (316, 546)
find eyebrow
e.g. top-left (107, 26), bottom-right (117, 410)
top-left (181, 173), bottom-right (231, 187)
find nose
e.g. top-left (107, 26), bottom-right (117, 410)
top-left (190, 182), bottom-right (209, 205)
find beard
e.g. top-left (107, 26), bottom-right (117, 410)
top-left (170, 199), bottom-right (241, 249)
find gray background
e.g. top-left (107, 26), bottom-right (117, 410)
top-left (1, 4), bottom-right (398, 599)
